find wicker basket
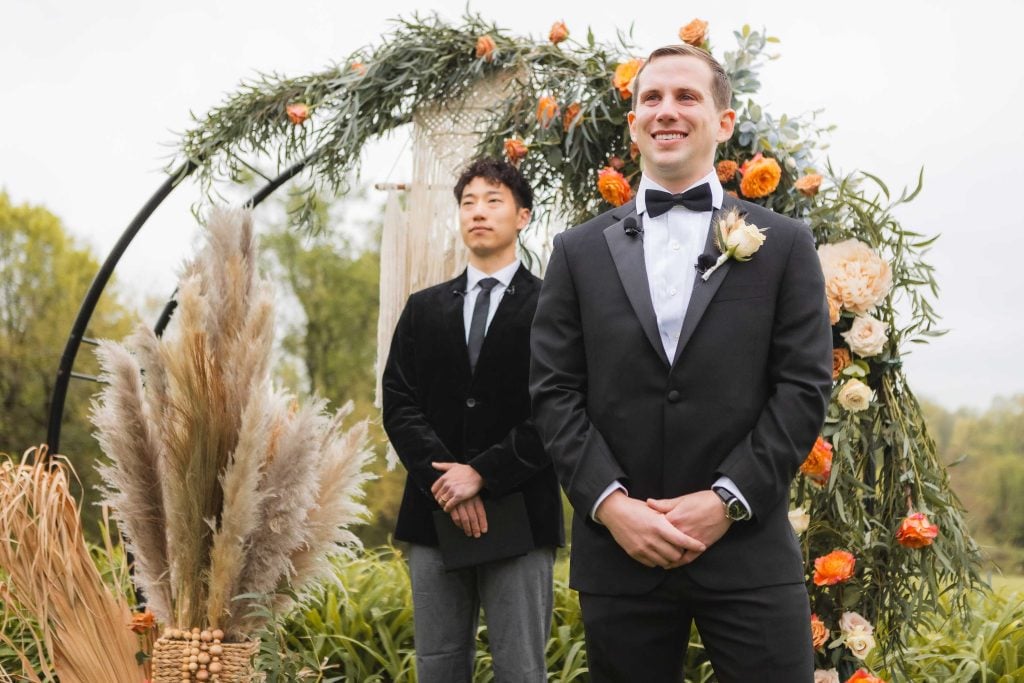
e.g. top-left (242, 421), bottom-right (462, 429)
top-left (152, 629), bottom-right (258, 682)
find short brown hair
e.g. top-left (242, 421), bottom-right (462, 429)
top-left (631, 45), bottom-right (732, 112)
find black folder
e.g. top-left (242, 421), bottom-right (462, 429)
top-left (431, 492), bottom-right (535, 571)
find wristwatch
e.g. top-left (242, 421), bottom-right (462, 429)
top-left (712, 486), bottom-right (751, 522)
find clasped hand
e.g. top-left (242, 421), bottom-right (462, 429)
top-left (431, 462), bottom-right (487, 538)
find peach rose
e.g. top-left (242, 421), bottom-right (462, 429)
top-left (629, 141), bottom-right (640, 160)
top-left (597, 166), bottom-right (632, 206)
top-left (815, 670), bottom-right (840, 683)
top-left (679, 19), bottom-right (708, 46)
top-left (475, 35), bottom-right (496, 61)
top-left (740, 155), bottom-right (782, 198)
top-left (789, 507), bottom-right (810, 535)
top-left (817, 239), bottom-right (893, 316)
top-left (286, 103), bottom-right (309, 125)
top-left (351, 62), bottom-right (367, 76)
top-left (813, 550), bottom-right (856, 586)
top-left (833, 348), bottom-right (852, 380)
top-left (828, 295), bottom-right (841, 325)
top-left (503, 138), bottom-right (528, 165)
top-left (800, 436), bottom-right (833, 486)
top-left (717, 160), bottom-right (739, 183)
top-left (846, 670), bottom-right (885, 683)
top-left (838, 378), bottom-right (873, 412)
top-left (549, 20), bottom-right (569, 45)
top-left (841, 315), bottom-right (888, 358)
top-left (536, 95), bottom-right (559, 128)
top-left (608, 155), bottom-right (625, 171)
top-left (563, 102), bottom-right (582, 131)
top-left (896, 512), bottom-right (940, 548)
top-left (810, 613), bottom-right (829, 650)
top-left (613, 58), bottom-right (644, 99)
top-left (795, 173), bottom-right (823, 196)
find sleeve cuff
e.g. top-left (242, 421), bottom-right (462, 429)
top-left (591, 481), bottom-right (627, 522)
top-left (713, 476), bottom-right (752, 516)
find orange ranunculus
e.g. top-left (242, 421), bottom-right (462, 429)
top-left (613, 58), bottom-right (644, 99)
top-left (475, 35), bottom-right (496, 61)
top-left (286, 103), bottom-right (309, 125)
top-left (717, 160), bottom-right (739, 183)
top-left (351, 62), bottom-right (367, 76)
top-left (563, 102), bottom-right (582, 131)
top-left (810, 614), bottom-right (829, 650)
top-left (813, 550), bottom-right (856, 586)
top-left (795, 173), bottom-right (823, 196)
top-left (896, 512), bottom-right (940, 548)
top-left (739, 152), bottom-right (763, 175)
top-left (740, 155), bottom-right (782, 198)
top-left (833, 348), bottom-right (852, 380)
top-left (549, 20), bottom-right (569, 45)
top-left (536, 95), bottom-right (559, 128)
top-left (597, 166), bottom-right (632, 207)
top-left (129, 610), bottom-right (156, 635)
top-left (679, 19), bottom-right (708, 46)
top-left (800, 436), bottom-right (833, 486)
top-left (504, 138), bottom-right (528, 165)
top-left (846, 669), bottom-right (886, 683)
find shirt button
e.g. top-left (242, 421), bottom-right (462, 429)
top-left (465, 398), bottom-right (477, 408)
top-left (670, 241), bottom-right (681, 251)
top-left (667, 390), bottom-right (681, 403)
top-left (669, 287), bottom-right (678, 296)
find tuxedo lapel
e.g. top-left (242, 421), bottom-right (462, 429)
top-left (671, 196), bottom-right (739, 367)
top-left (603, 205), bottom-right (670, 367)
top-left (443, 270), bottom-right (472, 374)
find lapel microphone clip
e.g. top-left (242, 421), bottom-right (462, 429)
top-left (695, 253), bottom-right (717, 274)
top-left (623, 217), bottom-right (642, 238)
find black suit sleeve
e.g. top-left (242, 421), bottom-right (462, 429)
top-left (530, 232), bottom-right (627, 515)
top-left (468, 419), bottom-right (548, 496)
top-left (715, 223), bottom-right (833, 518)
top-left (381, 297), bottom-right (455, 495)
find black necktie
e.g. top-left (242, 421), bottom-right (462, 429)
top-left (467, 277), bottom-right (499, 371)
top-left (644, 183), bottom-right (713, 218)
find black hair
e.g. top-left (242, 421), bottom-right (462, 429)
top-left (453, 158), bottom-right (533, 210)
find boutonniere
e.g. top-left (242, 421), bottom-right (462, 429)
top-left (701, 207), bottom-right (768, 281)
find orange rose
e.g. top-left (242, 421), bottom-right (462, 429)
top-left (740, 155), bottom-right (782, 198)
top-left (896, 512), bottom-right (940, 548)
top-left (286, 103), bottom-right (309, 125)
top-left (679, 19), bottom-right (708, 46)
top-left (800, 436), bottom-right (833, 486)
top-left (795, 173), bottom-right (823, 196)
top-left (549, 20), bottom-right (569, 45)
top-left (613, 58), bottom-right (644, 99)
top-left (813, 550), bottom-right (856, 586)
top-left (717, 160), bottom-right (738, 183)
top-left (846, 669), bottom-right (886, 683)
top-left (536, 95), bottom-right (559, 128)
top-left (129, 610), bottom-right (156, 635)
top-left (563, 102), bottom-right (582, 131)
top-left (475, 35), bottom-right (496, 61)
top-left (739, 152), bottom-right (763, 175)
top-left (832, 348), bottom-right (852, 380)
top-left (810, 614), bottom-right (829, 650)
top-left (351, 62), bottom-right (367, 76)
top-left (597, 166), bottom-right (632, 207)
top-left (504, 138), bottom-right (528, 165)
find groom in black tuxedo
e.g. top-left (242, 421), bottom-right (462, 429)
top-left (530, 45), bottom-right (832, 682)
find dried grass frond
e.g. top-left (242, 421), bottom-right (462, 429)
top-left (0, 446), bottom-right (142, 683)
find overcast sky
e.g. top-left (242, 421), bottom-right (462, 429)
top-left (2, 0), bottom-right (1022, 410)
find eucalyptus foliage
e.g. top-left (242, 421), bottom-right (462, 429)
top-left (177, 11), bottom-right (981, 672)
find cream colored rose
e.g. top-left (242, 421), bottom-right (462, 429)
top-left (788, 507), bottom-right (810, 534)
top-left (840, 611), bottom-right (876, 660)
top-left (838, 379), bottom-right (873, 412)
top-left (818, 239), bottom-right (893, 315)
top-left (814, 670), bottom-right (840, 683)
top-left (841, 315), bottom-right (889, 357)
top-left (839, 611), bottom-right (874, 634)
top-left (726, 222), bottom-right (766, 260)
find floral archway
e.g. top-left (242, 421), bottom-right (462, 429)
top-left (175, 12), bottom-right (979, 679)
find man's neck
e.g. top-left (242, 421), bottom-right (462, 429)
top-left (647, 166), bottom-right (715, 194)
top-left (468, 250), bottom-right (518, 275)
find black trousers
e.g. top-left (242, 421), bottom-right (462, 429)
top-left (579, 571), bottom-right (814, 683)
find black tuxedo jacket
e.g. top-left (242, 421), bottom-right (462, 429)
top-left (530, 195), bottom-right (832, 594)
top-left (382, 265), bottom-right (563, 549)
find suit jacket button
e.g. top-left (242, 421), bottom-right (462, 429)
top-left (465, 398), bottom-right (477, 408)
top-left (667, 390), bottom-right (681, 403)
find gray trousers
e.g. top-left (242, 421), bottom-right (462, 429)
top-left (407, 544), bottom-right (555, 683)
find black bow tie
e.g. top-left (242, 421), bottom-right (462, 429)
top-left (644, 184), bottom-right (713, 218)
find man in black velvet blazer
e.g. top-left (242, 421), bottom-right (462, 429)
top-left (530, 46), bottom-right (832, 682)
top-left (383, 159), bottom-right (562, 683)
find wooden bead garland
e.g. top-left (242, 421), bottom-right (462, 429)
top-left (152, 627), bottom-right (257, 683)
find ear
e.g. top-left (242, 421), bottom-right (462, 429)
top-left (516, 207), bottom-right (531, 232)
top-left (627, 110), bottom-right (638, 141)
top-left (716, 108), bottom-right (736, 143)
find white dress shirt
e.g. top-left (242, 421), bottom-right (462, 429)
top-left (463, 259), bottom-right (520, 340)
top-left (591, 170), bottom-right (751, 520)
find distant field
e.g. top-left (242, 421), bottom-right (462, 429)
top-left (990, 573), bottom-right (1024, 594)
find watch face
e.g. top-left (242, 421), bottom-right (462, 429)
top-left (728, 500), bottom-right (749, 521)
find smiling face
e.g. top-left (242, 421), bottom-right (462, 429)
top-left (628, 54), bottom-right (736, 192)
top-left (458, 177), bottom-right (531, 266)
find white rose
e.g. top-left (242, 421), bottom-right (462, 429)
top-left (845, 628), bottom-right (876, 659)
top-left (839, 611), bottom-right (874, 635)
top-left (726, 222), bottom-right (767, 259)
top-left (814, 670), bottom-right (840, 683)
top-left (838, 378), bottom-right (873, 412)
top-left (841, 315), bottom-right (888, 358)
top-left (788, 507), bottom-right (810, 535)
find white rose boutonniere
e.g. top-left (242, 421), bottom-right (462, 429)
top-left (702, 207), bottom-right (767, 281)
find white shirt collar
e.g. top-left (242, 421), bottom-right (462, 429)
top-left (466, 258), bottom-right (520, 291)
top-left (636, 168), bottom-right (723, 216)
